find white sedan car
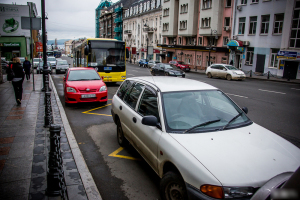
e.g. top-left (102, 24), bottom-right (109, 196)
top-left (111, 77), bottom-right (300, 200)
top-left (206, 64), bottom-right (246, 80)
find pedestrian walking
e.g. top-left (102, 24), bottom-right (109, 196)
top-left (12, 57), bottom-right (25, 105)
top-left (23, 57), bottom-right (31, 81)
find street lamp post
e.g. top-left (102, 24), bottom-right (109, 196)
top-left (41, 0), bottom-right (47, 91)
top-left (208, 29), bottom-right (217, 67)
top-left (144, 24), bottom-right (148, 60)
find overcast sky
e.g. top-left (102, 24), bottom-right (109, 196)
top-left (2, 0), bottom-right (118, 40)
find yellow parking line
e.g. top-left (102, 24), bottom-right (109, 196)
top-left (82, 99), bottom-right (112, 116)
top-left (108, 147), bottom-right (141, 161)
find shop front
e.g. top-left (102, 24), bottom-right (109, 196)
top-left (277, 51), bottom-right (300, 80)
top-left (227, 40), bottom-right (245, 69)
top-left (0, 37), bottom-right (28, 61)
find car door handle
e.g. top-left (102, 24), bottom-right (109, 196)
top-left (132, 117), bottom-right (137, 123)
top-left (119, 105), bottom-right (122, 110)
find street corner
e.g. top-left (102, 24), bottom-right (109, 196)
top-left (82, 99), bottom-right (112, 117)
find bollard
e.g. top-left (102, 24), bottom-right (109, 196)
top-left (250, 70), bottom-right (252, 78)
top-left (46, 124), bottom-right (62, 197)
top-left (267, 71), bottom-right (270, 79)
top-left (44, 91), bottom-right (53, 128)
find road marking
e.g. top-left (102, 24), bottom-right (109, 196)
top-left (258, 89), bottom-right (286, 94)
top-left (226, 93), bottom-right (248, 98)
top-left (291, 88), bottom-right (300, 91)
top-left (132, 70), bottom-right (139, 72)
top-left (82, 99), bottom-right (112, 116)
top-left (108, 147), bottom-right (141, 161)
top-left (127, 74), bottom-right (135, 76)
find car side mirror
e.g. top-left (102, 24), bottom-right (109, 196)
top-left (142, 115), bottom-right (161, 129)
top-left (242, 107), bottom-right (248, 114)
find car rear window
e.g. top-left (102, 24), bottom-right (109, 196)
top-left (123, 83), bottom-right (144, 109)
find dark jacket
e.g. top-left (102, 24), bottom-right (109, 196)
top-left (23, 60), bottom-right (31, 71)
top-left (12, 62), bottom-right (25, 79)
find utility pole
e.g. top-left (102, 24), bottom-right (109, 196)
top-left (41, 0), bottom-right (47, 91)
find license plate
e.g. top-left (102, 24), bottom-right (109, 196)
top-left (81, 94), bottom-right (96, 98)
top-left (104, 67), bottom-right (112, 70)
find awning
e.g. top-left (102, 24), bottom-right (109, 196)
top-left (227, 40), bottom-right (243, 47)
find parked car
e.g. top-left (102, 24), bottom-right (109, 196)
top-left (1, 58), bottom-right (9, 74)
top-left (17, 57), bottom-right (25, 64)
top-left (37, 62), bottom-right (52, 74)
top-left (111, 76), bottom-right (300, 200)
top-left (169, 60), bottom-right (191, 71)
top-left (150, 63), bottom-right (185, 77)
top-left (47, 56), bottom-right (57, 69)
top-left (206, 64), bottom-right (246, 80)
top-left (139, 59), bottom-right (148, 67)
top-left (56, 60), bottom-right (69, 74)
top-left (33, 58), bottom-right (42, 69)
top-left (63, 67), bottom-right (107, 105)
top-left (147, 60), bottom-right (160, 68)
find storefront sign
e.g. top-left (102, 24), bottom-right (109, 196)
top-left (0, 42), bottom-right (20, 47)
top-left (277, 51), bottom-right (297, 60)
top-left (36, 42), bottom-right (43, 52)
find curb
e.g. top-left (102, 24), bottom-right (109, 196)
top-left (49, 76), bottom-right (102, 200)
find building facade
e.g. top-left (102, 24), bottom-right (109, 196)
top-left (159, 0), bottom-right (230, 69)
top-left (231, 0), bottom-right (300, 79)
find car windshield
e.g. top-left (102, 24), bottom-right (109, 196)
top-left (225, 65), bottom-right (238, 70)
top-left (177, 61), bottom-right (186, 64)
top-left (164, 64), bottom-right (177, 70)
top-left (57, 60), bottom-right (68, 65)
top-left (68, 70), bottom-right (101, 81)
top-left (48, 57), bottom-right (56, 61)
top-left (162, 90), bottom-right (251, 133)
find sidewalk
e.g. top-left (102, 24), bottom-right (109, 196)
top-left (0, 75), bottom-right (101, 199)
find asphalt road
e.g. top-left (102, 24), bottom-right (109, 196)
top-left (51, 58), bottom-right (300, 200)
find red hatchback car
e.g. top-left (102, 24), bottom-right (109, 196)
top-left (63, 68), bottom-right (107, 105)
top-left (169, 61), bottom-right (191, 72)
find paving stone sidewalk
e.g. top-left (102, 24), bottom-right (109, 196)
top-left (0, 75), bottom-right (101, 200)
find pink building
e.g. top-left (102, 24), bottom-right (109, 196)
top-left (159, 0), bottom-right (232, 70)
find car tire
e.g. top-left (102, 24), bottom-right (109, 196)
top-left (117, 119), bottom-right (128, 147)
top-left (165, 72), bottom-right (169, 76)
top-left (227, 74), bottom-right (232, 81)
top-left (207, 72), bottom-right (212, 78)
top-left (160, 171), bottom-right (188, 200)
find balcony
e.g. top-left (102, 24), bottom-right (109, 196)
top-left (143, 27), bottom-right (155, 33)
top-left (114, 35), bottom-right (122, 41)
top-left (115, 7), bottom-right (122, 13)
top-left (114, 26), bottom-right (122, 32)
top-left (114, 17), bottom-right (122, 23)
top-left (124, 30), bottom-right (132, 34)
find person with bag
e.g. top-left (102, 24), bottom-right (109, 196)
top-left (23, 57), bottom-right (31, 81)
top-left (11, 57), bottom-right (25, 105)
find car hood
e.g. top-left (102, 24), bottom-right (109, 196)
top-left (66, 80), bottom-right (105, 89)
top-left (57, 64), bottom-right (69, 68)
top-left (231, 70), bottom-right (245, 75)
top-left (170, 123), bottom-right (300, 187)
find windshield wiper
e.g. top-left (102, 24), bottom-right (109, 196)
top-left (220, 112), bottom-right (243, 131)
top-left (184, 119), bottom-right (220, 133)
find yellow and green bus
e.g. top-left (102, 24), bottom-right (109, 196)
top-left (74, 38), bottom-right (126, 82)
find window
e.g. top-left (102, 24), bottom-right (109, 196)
top-left (180, 20), bottom-right (187, 30)
top-left (238, 17), bottom-right (246, 34)
top-left (179, 37), bottom-right (182, 45)
top-left (198, 37), bottom-right (203, 45)
top-left (180, 4), bottom-right (188, 13)
top-left (123, 83), bottom-right (144, 109)
top-left (202, 18), bottom-right (211, 28)
top-left (260, 15), bottom-right (270, 34)
top-left (223, 37), bottom-right (229, 46)
top-left (163, 8), bottom-right (169, 16)
top-left (117, 80), bottom-right (134, 99)
top-left (270, 49), bottom-right (279, 68)
top-left (251, 0), bottom-right (259, 3)
top-left (246, 47), bottom-right (254, 65)
top-left (241, 0), bottom-right (247, 5)
top-left (203, 0), bottom-right (212, 9)
top-left (163, 37), bottom-right (166, 44)
top-left (290, 7), bottom-right (300, 48)
top-left (138, 89), bottom-right (160, 121)
top-left (249, 16), bottom-right (257, 35)
top-left (186, 37), bottom-right (194, 45)
top-left (160, 16), bottom-right (162, 26)
top-left (163, 23), bottom-right (169, 31)
top-left (224, 17), bottom-right (230, 26)
top-left (273, 13), bottom-right (284, 34)
top-left (226, 0), bottom-right (232, 7)
top-left (209, 37), bottom-right (217, 46)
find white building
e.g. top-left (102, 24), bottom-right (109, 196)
top-left (231, 0), bottom-right (300, 79)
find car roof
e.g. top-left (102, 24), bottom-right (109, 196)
top-left (69, 67), bottom-right (95, 71)
top-left (127, 76), bottom-right (217, 92)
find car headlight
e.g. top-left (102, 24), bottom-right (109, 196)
top-left (233, 72), bottom-right (238, 75)
top-left (99, 86), bottom-right (107, 92)
top-left (169, 71), bottom-right (175, 75)
top-left (67, 87), bottom-right (76, 93)
top-left (223, 186), bottom-right (254, 198)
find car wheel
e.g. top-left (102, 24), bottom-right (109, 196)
top-left (165, 72), bottom-right (169, 76)
top-left (207, 72), bottom-right (212, 78)
top-left (151, 71), bottom-right (156, 76)
top-left (117, 119), bottom-right (128, 147)
top-left (227, 74), bottom-right (232, 81)
top-left (160, 171), bottom-right (188, 200)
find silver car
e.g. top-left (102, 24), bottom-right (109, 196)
top-left (37, 62), bottom-right (51, 74)
top-left (56, 60), bottom-right (69, 74)
top-left (47, 56), bottom-right (56, 69)
top-left (147, 60), bottom-right (160, 68)
top-left (33, 58), bottom-right (42, 69)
